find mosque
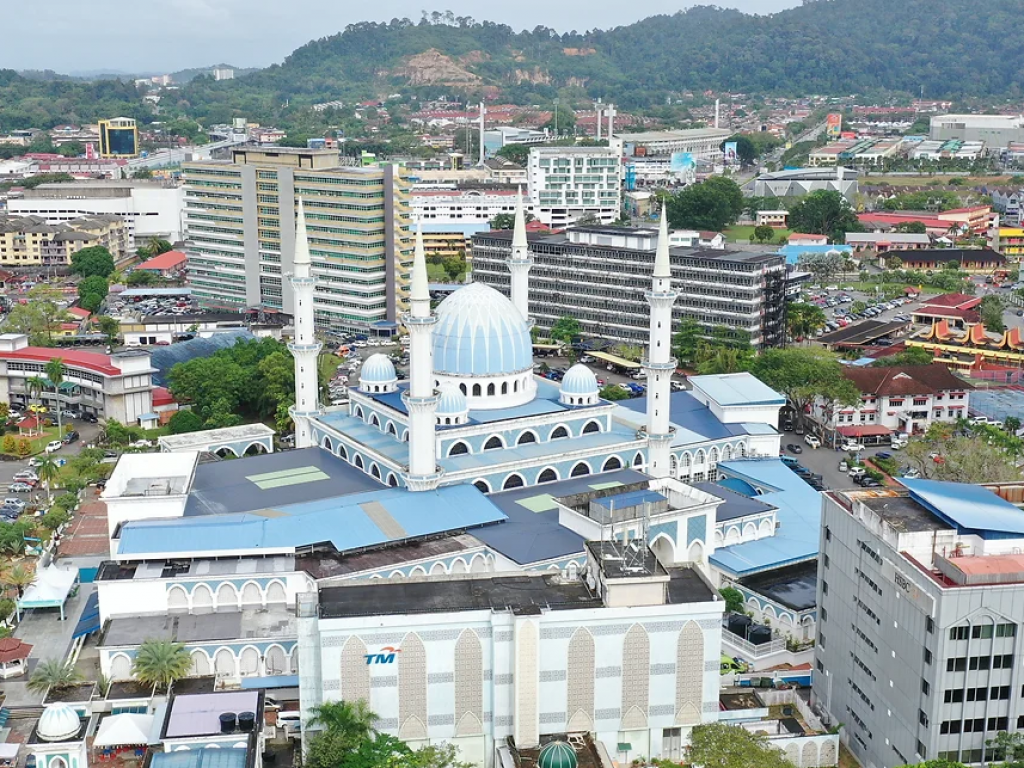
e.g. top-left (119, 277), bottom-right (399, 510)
top-left (85, 198), bottom-right (824, 768)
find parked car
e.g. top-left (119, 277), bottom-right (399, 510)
top-left (781, 455), bottom-right (800, 468)
top-left (45, 440), bottom-right (64, 453)
top-left (875, 451), bottom-right (893, 461)
top-left (786, 443), bottom-right (803, 454)
top-left (3, 498), bottom-right (26, 511)
top-left (900, 467), bottom-right (922, 479)
top-left (804, 434), bottom-right (821, 449)
top-left (838, 460), bottom-right (848, 473)
top-left (848, 467), bottom-right (867, 479)
top-left (62, 430), bottom-right (79, 445)
top-left (12, 471), bottom-right (37, 483)
top-left (82, 413), bottom-right (98, 423)
top-left (7, 483), bottom-right (32, 493)
top-left (858, 476), bottom-right (882, 488)
top-left (61, 410), bottom-right (79, 419)
top-left (841, 441), bottom-right (866, 452)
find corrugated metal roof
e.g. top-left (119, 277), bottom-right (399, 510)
top-left (902, 478), bottom-right (1024, 536)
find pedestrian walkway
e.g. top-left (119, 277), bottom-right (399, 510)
top-left (59, 498), bottom-right (109, 558)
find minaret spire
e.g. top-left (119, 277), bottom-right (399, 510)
top-left (508, 186), bottom-right (534, 324)
top-left (402, 224), bottom-right (442, 491)
top-left (288, 198), bottom-right (323, 449)
top-left (643, 206), bottom-right (679, 479)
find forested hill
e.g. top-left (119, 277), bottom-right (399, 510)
top-left (2, 0), bottom-right (1024, 130)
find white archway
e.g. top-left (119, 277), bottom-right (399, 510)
top-left (110, 653), bottom-right (132, 680)
top-left (191, 584), bottom-right (213, 614)
top-left (190, 650), bottom-right (211, 677)
top-left (216, 582), bottom-right (238, 610)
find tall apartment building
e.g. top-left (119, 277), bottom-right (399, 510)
top-left (0, 214), bottom-right (128, 267)
top-left (527, 146), bottom-right (621, 227)
top-left (182, 147), bottom-right (413, 332)
top-left (814, 481), bottom-right (1024, 768)
top-left (472, 226), bottom-right (787, 348)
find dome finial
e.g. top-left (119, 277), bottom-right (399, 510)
top-left (654, 204), bottom-right (670, 279)
top-left (411, 222), bottom-right (429, 302)
top-left (512, 185), bottom-right (528, 251)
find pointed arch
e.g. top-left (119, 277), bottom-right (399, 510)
top-left (621, 624), bottom-right (650, 728)
top-left (537, 467), bottom-right (558, 484)
top-left (216, 582), bottom-right (238, 610)
top-left (264, 645), bottom-right (288, 676)
top-left (110, 653), bottom-right (132, 680)
top-left (723, 444), bottom-right (734, 461)
top-left (681, 452), bottom-right (692, 469)
top-left (695, 449), bottom-right (706, 465)
top-left (265, 581), bottom-right (287, 604)
top-left (550, 425), bottom-right (569, 440)
top-left (398, 633), bottom-right (427, 739)
top-left (570, 461), bottom-right (591, 477)
top-left (483, 435), bottom-right (504, 450)
top-left (448, 441), bottom-right (469, 456)
top-left (501, 382), bottom-right (508, 395)
top-left (582, 420), bottom-right (601, 434)
top-left (517, 430), bottom-right (538, 445)
top-left (386, 421), bottom-right (397, 436)
top-left (470, 554), bottom-right (488, 573)
top-left (676, 620), bottom-right (704, 725)
top-left (454, 630), bottom-right (483, 735)
top-left (450, 558), bottom-right (469, 574)
top-left (191, 584), bottom-right (213, 614)
top-left (502, 473), bottom-right (525, 490)
top-left (370, 463), bottom-right (382, 480)
top-left (354, 405), bottom-right (364, 420)
top-left (710, 446), bottom-right (720, 464)
top-left (321, 436), bottom-right (333, 452)
top-left (430, 561), bottom-right (447, 576)
top-left (167, 585), bottom-right (188, 613)
top-left (387, 473), bottom-right (399, 487)
top-left (487, 383), bottom-right (496, 396)
top-left (370, 414), bottom-right (380, 428)
top-left (473, 479), bottom-right (491, 493)
top-left (633, 452), bottom-right (644, 467)
top-left (602, 456), bottom-right (622, 471)
top-left (189, 649), bottom-right (211, 677)
top-left (240, 581), bottom-right (263, 607)
top-left (402, 430), bottom-right (409, 442)
top-left (337, 444), bottom-right (348, 461)
top-left (566, 628), bottom-right (595, 734)
top-left (472, 384), bottom-right (482, 397)
top-left (651, 534), bottom-right (676, 566)
top-left (214, 648), bottom-right (236, 677)
top-left (238, 646), bottom-right (260, 676)
top-left (354, 454), bottom-right (365, 470)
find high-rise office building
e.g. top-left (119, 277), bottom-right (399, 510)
top-left (527, 146), bottom-right (621, 227)
top-left (182, 147), bottom-right (412, 332)
top-left (814, 481), bottom-right (1024, 768)
top-left (98, 118), bottom-right (139, 158)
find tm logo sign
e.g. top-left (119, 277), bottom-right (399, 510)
top-left (364, 646), bottom-right (401, 665)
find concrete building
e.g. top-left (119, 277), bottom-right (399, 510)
top-left (98, 118), bottom-right (139, 159)
top-left (0, 214), bottom-right (128, 266)
top-left (845, 232), bottom-right (932, 253)
top-left (930, 114), bottom-right (1024, 146)
top-left (750, 167), bottom-right (859, 201)
top-left (482, 126), bottom-right (549, 157)
top-left (8, 179), bottom-right (186, 248)
top-left (814, 480), bottom-right (1024, 767)
top-left (878, 248), bottom-right (1005, 273)
top-left (527, 147), bottom-right (621, 227)
top-left (136, 249), bottom-right (187, 276)
top-left (182, 147), bottom-right (413, 334)
top-left (472, 225), bottom-right (786, 349)
top-left (611, 128), bottom-right (732, 161)
top-left (0, 333), bottom-right (155, 423)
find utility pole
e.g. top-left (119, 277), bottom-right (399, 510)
top-left (554, 97), bottom-right (559, 138)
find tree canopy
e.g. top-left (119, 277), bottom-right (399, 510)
top-left (903, 422), bottom-right (1023, 483)
top-left (687, 723), bottom-right (795, 768)
top-left (70, 246), bottom-right (115, 278)
top-left (751, 348), bottom-right (860, 429)
top-left (786, 190), bottom-right (861, 242)
top-left (666, 176), bottom-right (744, 233)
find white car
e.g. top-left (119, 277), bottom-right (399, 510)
top-left (44, 440), bottom-right (64, 453)
top-left (969, 416), bottom-right (989, 425)
top-left (848, 467), bottom-right (867, 479)
top-left (804, 434), bottom-right (821, 449)
top-left (841, 441), bottom-right (866, 452)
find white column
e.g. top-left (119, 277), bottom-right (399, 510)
top-left (644, 207), bottom-right (679, 479)
top-left (508, 188), bottom-right (534, 324)
top-left (402, 224), bottom-right (443, 491)
top-left (288, 199), bottom-right (322, 449)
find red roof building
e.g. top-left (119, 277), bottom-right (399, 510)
top-left (137, 250), bottom-right (187, 276)
top-left (67, 307), bottom-right (92, 320)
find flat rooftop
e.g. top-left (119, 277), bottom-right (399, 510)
top-left (740, 560), bottom-right (818, 612)
top-left (818, 319), bottom-right (909, 346)
top-left (164, 690), bottom-right (260, 738)
top-left (159, 424), bottom-right (276, 453)
top-left (587, 539), bottom-right (667, 580)
top-left (690, 372), bottom-right (786, 407)
top-left (850, 490), bottom-right (946, 533)
top-left (150, 749), bottom-right (247, 768)
top-left (101, 608), bottom-right (295, 648)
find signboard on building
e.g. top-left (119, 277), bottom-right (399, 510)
top-left (723, 142), bottom-right (738, 164)
top-left (882, 557), bottom-right (935, 614)
top-left (826, 113), bottom-right (843, 140)
top-left (670, 152), bottom-right (695, 172)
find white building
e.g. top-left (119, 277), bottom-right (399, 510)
top-left (611, 129), bottom-right (732, 161)
top-left (8, 180), bottom-right (185, 248)
top-left (528, 147), bottom-right (621, 227)
top-left (930, 114), bottom-right (1024, 146)
top-left (411, 189), bottom-right (523, 227)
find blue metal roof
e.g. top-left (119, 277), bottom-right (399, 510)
top-left (901, 479), bottom-right (1024, 537)
top-left (151, 749), bottom-right (246, 768)
top-left (692, 481), bottom-right (776, 523)
top-left (777, 244), bottom-right (853, 265)
top-left (688, 373), bottom-right (786, 407)
top-left (619, 391), bottom-right (753, 444)
top-left (119, 483), bottom-right (507, 557)
top-left (709, 459), bottom-right (822, 577)
top-left (72, 592), bottom-right (100, 639)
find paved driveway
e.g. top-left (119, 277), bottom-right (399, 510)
top-left (779, 433), bottom-right (901, 492)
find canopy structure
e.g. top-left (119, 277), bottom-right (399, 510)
top-left (589, 351), bottom-right (642, 370)
top-left (0, 743), bottom-right (21, 763)
top-left (16, 565), bottom-right (79, 621)
top-left (94, 714), bottom-right (154, 748)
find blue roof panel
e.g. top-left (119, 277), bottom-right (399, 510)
top-left (688, 373), bottom-right (786, 407)
top-left (619, 391), bottom-right (752, 443)
top-left (901, 478), bottom-right (1024, 536)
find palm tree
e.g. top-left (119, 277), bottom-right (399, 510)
top-left (3, 563), bottom-right (35, 598)
top-left (35, 455), bottom-right (60, 503)
top-left (308, 699), bottom-right (379, 744)
top-left (27, 658), bottom-right (83, 695)
top-left (25, 376), bottom-right (46, 425)
top-left (131, 639), bottom-right (192, 692)
top-left (44, 358), bottom-right (65, 440)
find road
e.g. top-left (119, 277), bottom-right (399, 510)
top-left (779, 436), bottom-right (898, 493)
top-left (0, 417), bottom-right (103, 502)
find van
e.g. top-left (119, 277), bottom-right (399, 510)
top-left (45, 440), bottom-right (64, 453)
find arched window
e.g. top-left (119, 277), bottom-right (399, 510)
top-left (551, 425), bottom-right (569, 440)
top-left (449, 441), bottom-right (470, 456)
top-left (371, 464), bottom-right (382, 479)
top-left (570, 462), bottom-right (591, 477)
top-left (354, 406), bottom-right (364, 420)
top-left (387, 422), bottom-right (397, 436)
top-left (501, 382), bottom-right (508, 395)
top-left (582, 420), bottom-right (600, 434)
top-left (338, 444), bottom-right (348, 461)
top-left (484, 436), bottom-right (503, 450)
top-left (445, 417), bottom-right (451, 425)
top-left (473, 480), bottom-right (491, 493)
top-left (387, 473), bottom-right (399, 487)
top-left (513, 380), bottom-right (519, 393)
top-left (460, 383), bottom-right (467, 395)
top-left (537, 468), bottom-right (558, 483)
top-left (487, 383), bottom-right (496, 396)
top-left (633, 452), bottom-right (644, 467)
top-left (681, 452), bottom-right (692, 468)
top-left (354, 455), bottom-right (364, 470)
top-left (602, 456), bottom-right (622, 471)
top-left (370, 414), bottom-right (380, 428)
top-left (502, 474), bottom-right (525, 490)
top-left (517, 431), bottom-right (537, 445)
top-left (472, 384), bottom-right (482, 397)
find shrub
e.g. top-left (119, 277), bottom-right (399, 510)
top-left (15, 438), bottom-right (31, 457)
top-left (1, 435), bottom-right (15, 455)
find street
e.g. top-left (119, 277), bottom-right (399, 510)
top-left (0, 417), bottom-right (103, 502)
top-left (779, 435), bottom-right (899, 492)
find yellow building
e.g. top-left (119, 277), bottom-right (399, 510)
top-left (98, 117), bottom-right (139, 158)
top-left (991, 227), bottom-right (1024, 259)
top-left (0, 214), bottom-right (128, 267)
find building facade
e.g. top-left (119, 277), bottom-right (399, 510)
top-left (527, 147), bottom-right (621, 227)
top-left (182, 147), bottom-right (413, 333)
top-left (929, 114), bottom-right (1024, 146)
top-left (814, 481), bottom-right (1024, 768)
top-left (98, 118), bottom-right (139, 158)
top-left (610, 129), bottom-right (732, 161)
top-left (0, 214), bottom-right (128, 266)
top-left (472, 226), bottom-right (786, 348)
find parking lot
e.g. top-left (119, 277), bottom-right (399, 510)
top-left (778, 429), bottom-right (912, 492)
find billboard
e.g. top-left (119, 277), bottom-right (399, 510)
top-left (723, 142), bottom-right (738, 164)
top-left (670, 152), bottom-right (695, 173)
top-left (826, 113), bottom-right (842, 140)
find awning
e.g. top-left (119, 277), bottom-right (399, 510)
top-left (589, 350), bottom-right (643, 369)
top-left (17, 565), bottom-right (78, 621)
top-left (0, 744), bottom-right (20, 760)
top-left (94, 714), bottom-right (154, 747)
top-left (240, 675), bottom-right (298, 689)
top-left (72, 592), bottom-right (100, 639)
top-left (837, 425), bottom-right (893, 437)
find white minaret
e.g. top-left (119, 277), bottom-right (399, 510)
top-left (401, 225), bottom-right (442, 491)
top-left (508, 188), bottom-right (534, 324)
top-left (288, 199), bottom-right (323, 449)
top-left (644, 207), bottom-right (679, 479)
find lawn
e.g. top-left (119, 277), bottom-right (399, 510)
top-left (724, 225), bottom-right (791, 244)
top-left (865, 174), bottom-right (1015, 187)
top-left (7, 426), bottom-right (64, 456)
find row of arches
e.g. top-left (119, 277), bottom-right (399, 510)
top-left (108, 643), bottom-right (297, 680)
top-left (320, 436), bottom-right (401, 487)
top-left (213, 442), bottom-right (269, 459)
top-left (717, 519), bottom-right (774, 546)
top-left (167, 580), bottom-right (288, 614)
top-left (367, 553), bottom-right (494, 579)
top-left (350, 407), bottom-right (409, 442)
top-left (472, 454), bottom-right (629, 493)
top-left (669, 442), bottom-right (746, 476)
top-left (445, 420), bottom-right (603, 459)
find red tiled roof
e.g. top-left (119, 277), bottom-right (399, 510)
top-left (1, 347), bottom-right (119, 376)
top-left (67, 307), bottom-right (91, 319)
top-left (842, 364), bottom-right (969, 396)
top-left (138, 250), bottom-right (186, 271)
top-left (16, 415), bottom-right (40, 429)
top-left (0, 637), bottom-right (31, 663)
top-left (914, 307), bottom-right (981, 322)
top-left (858, 212), bottom-right (948, 228)
top-left (152, 386), bottom-right (175, 407)
top-left (942, 206), bottom-right (989, 215)
top-left (917, 293), bottom-right (982, 310)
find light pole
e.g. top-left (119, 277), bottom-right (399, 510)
top-left (554, 98), bottom-right (559, 138)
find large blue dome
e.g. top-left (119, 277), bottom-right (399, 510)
top-left (432, 283), bottom-right (533, 377)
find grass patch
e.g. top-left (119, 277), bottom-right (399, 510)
top-left (724, 225), bottom-right (791, 244)
top-left (865, 174), bottom-right (1014, 187)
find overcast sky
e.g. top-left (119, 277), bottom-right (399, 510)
top-left (4, 0), bottom-right (798, 74)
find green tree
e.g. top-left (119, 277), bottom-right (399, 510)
top-left (0, 522), bottom-right (28, 555)
top-left (45, 358), bottom-right (65, 440)
top-left (131, 639), bottom-right (192, 691)
top-left (871, 347), bottom-right (935, 367)
top-left (548, 315), bottom-right (581, 345)
top-left (719, 134), bottom-right (757, 165)
top-left (987, 731), bottom-right (1024, 767)
top-left (1005, 416), bottom-right (1021, 434)
top-left (7, 285), bottom-right (69, 345)
top-left (903, 423), bottom-right (1023, 483)
top-left (494, 143), bottom-right (530, 165)
top-left (27, 659), bottom-right (83, 695)
top-left (70, 246), bottom-right (115, 278)
top-left (851, 300), bottom-right (868, 314)
top-left (719, 586), bottom-right (745, 613)
top-left (885, 255), bottom-right (904, 271)
top-left (77, 275), bottom-right (109, 313)
top-left (787, 190), bottom-right (861, 242)
top-left (752, 225), bottom-right (775, 244)
top-left (894, 220), bottom-right (927, 234)
top-left (666, 176), bottom-right (744, 232)
top-left (103, 419), bottom-right (131, 446)
top-left (96, 315), bottom-right (120, 345)
top-left (599, 385), bottom-right (630, 401)
top-left (3, 563), bottom-right (35, 598)
top-left (688, 723), bottom-right (795, 768)
top-left (126, 269), bottom-right (159, 286)
top-left (673, 318), bottom-right (704, 366)
top-left (752, 348), bottom-right (860, 433)
top-left (798, 250), bottom-right (845, 286)
top-left (167, 410), bottom-right (204, 435)
top-left (541, 104), bottom-right (576, 136)
top-left (40, 508), bottom-right (72, 535)
top-left (36, 454), bottom-right (61, 503)
top-left (307, 699), bottom-right (379, 749)
top-left (696, 344), bottom-right (754, 374)
top-left (56, 141), bottom-right (85, 158)
top-left (785, 302), bottom-right (826, 340)
top-left (1, 436), bottom-right (15, 456)
top-left (979, 294), bottom-right (1006, 332)
top-left (137, 238), bottom-right (173, 261)
top-left (14, 438), bottom-right (31, 458)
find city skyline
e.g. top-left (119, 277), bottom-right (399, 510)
top-left (3, 0), bottom-right (798, 73)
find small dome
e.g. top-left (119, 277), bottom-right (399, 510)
top-left (538, 742), bottom-right (577, 768)
top-left (432, 283), bottom-right (532, 377)
top-left (359, 354), bottom-right (397, 389)
top-left (560, 364), bottom-right (599, 396)
top-left (436, 384), bottom-right (469, 416)
top-left (38, 703), bottom-right (81, 742)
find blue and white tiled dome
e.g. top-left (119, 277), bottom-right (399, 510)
top-left (359, 353), bottom-right (397, 394)
top-left (432, 283), bottom-right (532, 377)
top-left (435, 384), bottom-right (469, 425)
top-left (38, 703), bottom-right (81, 742)
top-left (559, 364), bottom-right (600, 406)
